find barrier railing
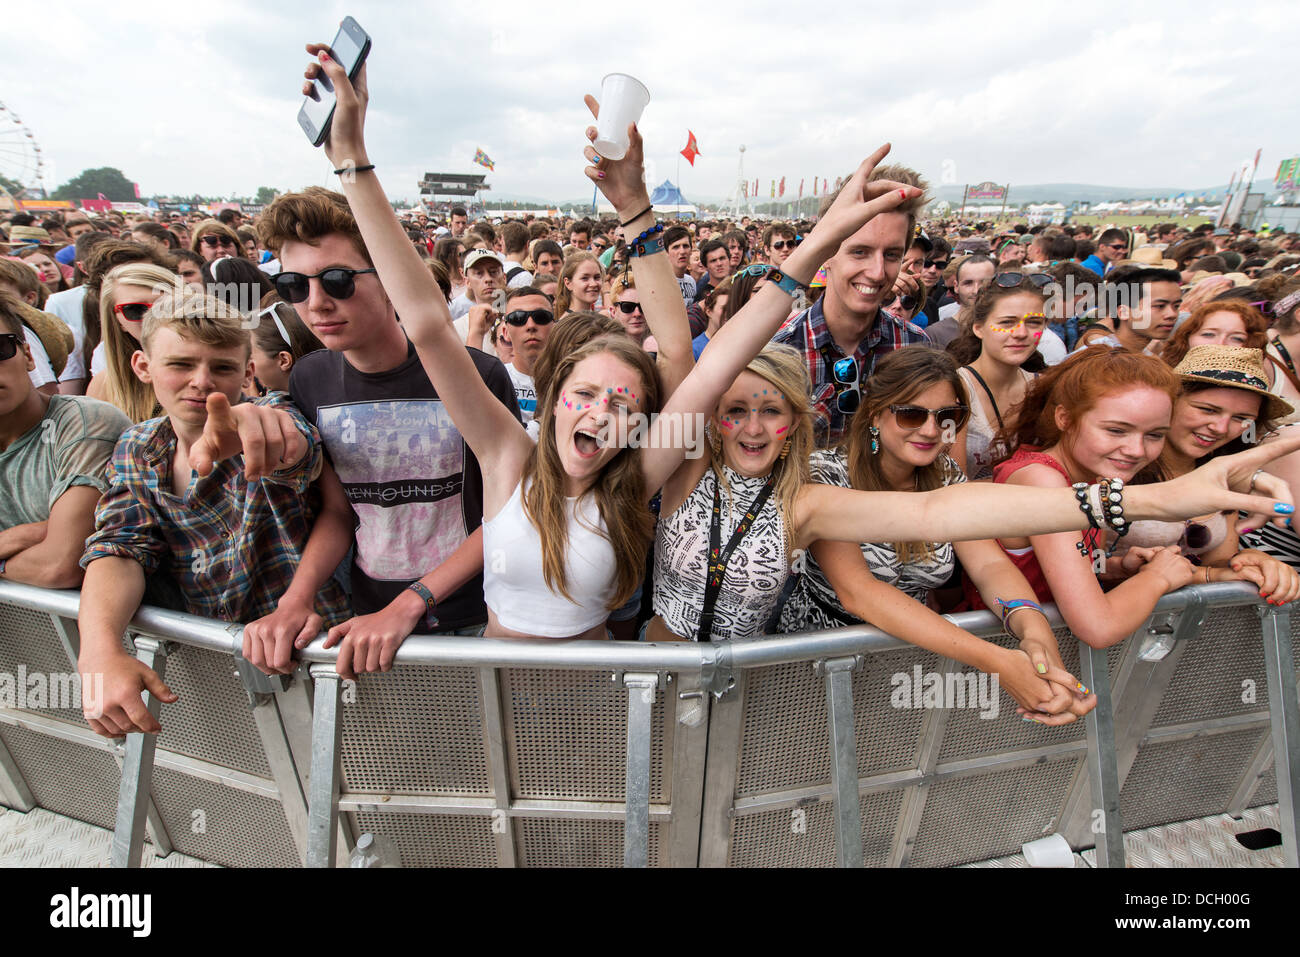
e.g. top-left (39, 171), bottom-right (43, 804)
top-left (0, 579), bottom-right (1296, 867)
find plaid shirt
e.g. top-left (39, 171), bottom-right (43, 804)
top-left (82, 394), bottom-right (350, 627)
top-left (772, 297), bottom-right (931, 447)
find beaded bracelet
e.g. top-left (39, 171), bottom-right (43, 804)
top-left (627, 223), bottom-right (666, 258)
top-left (1097, 478), bottom-right (1130, 555)
top-left (1072, 482), bottom-right (1099, 557)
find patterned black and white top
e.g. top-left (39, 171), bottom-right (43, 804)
top-left (777, 449), bottom-right (965, 634)
top-left (653, 464), bottom-right (789, 642)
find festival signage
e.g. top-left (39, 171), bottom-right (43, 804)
top-left (1277, 157), bottom-right (1300, 191)
top-left (966, 181), bottom-right (1007, 200)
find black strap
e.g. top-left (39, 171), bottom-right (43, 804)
top-left (1272, 336), bottom-right (1298, 376)
top-left (964, 366), bottom-right (1003, 429)
top-left (697, 476), bottom-right (775, 642)
top-left (505, 265), bottom-right (526, 282)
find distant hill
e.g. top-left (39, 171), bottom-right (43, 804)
top-left (930, 183), bottom-right (1278, 205)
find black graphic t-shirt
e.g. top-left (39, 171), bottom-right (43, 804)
top-left (290, 341), bottom-right (520, 629)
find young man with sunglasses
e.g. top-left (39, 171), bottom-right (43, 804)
top-left (762, 224), bottom-right (797, 268)
top-left (245, 187), bottom-right (520, 679)
top-left (772, 164), bottom-right (931, 448)
top-left (497, 287), bottom-right (554, 434)
top-left (1080, 228), bottom-right (1128, 277)
top-left (0, 290), bottom-right (129, 589)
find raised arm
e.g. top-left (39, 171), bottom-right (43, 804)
top-left (630, 146), bottom-right (923, 491)
top-left (304, 45), bottom-right (531, 499)
top-left (581, 99), bottom-right (694, 400)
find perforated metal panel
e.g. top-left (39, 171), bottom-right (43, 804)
top-left (1152, 606), bottom-right (1270, 728)
top-left (736, 661), bottom-right (828, 795)
top-left (1120, 727), bottom-right (1271, 831)
top-left (340, 666), bottom-right (490, 794)
top-left (1250, 766), bottom-right (1277, 808)
top-left (351, 810), bottom-right (498, 867)
top-left (503, 669), bottom-right (669, 802)
top-left (854, 649), bottom-right (932, 776)
top-left (909, 756), bottom-right (1081, 867)
top-left (153, 645), bottom-right (272, 778)
top-left (149, 764), bottom-right (300, 867)
top-left (729, 789), bottom-right (904, 867)
top-left (0, 725), bottom-right (119, 829)
top-left (0, 606), bottom-right (84, 724)
top-left (516, 816), bottom-right (665, 867)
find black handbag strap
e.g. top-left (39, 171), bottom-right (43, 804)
top-left (964, 365), bottom-right (1003, 429)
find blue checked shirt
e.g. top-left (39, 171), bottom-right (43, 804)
top-left (772, 297), bottom-right (931, 447)
top-left (81, 394), bottom-right (350, 626)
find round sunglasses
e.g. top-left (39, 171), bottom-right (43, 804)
top-left (274, 267), bottom-right (379, 304)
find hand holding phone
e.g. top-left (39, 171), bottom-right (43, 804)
top-left (298, 16), bottom-right (371, 147)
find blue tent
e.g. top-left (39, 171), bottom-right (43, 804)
top-left (648, 180), bottom-right (697, 217)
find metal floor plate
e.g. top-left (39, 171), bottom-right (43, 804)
top-left (965, 805), bottom-right (1286, 868)
top-left (0, 807), bottom-right (216, 868)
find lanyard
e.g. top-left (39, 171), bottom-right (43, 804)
top-left (697, 474), bottom-right (776, 642)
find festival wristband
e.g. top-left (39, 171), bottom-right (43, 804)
top-left (406, 581), bottom-right (439, 629)
top-left (763, 267), bottom-right (810, 299)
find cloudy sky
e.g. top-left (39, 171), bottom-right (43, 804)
top-left (3, 1), bottom-right (1290, 205)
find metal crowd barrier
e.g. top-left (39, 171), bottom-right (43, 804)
top-left (0, 579), bottom-right (1296, 868)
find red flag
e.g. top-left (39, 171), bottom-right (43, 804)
top-left (812, 177), bottom-right (818, 196)
top-left (799, 178), bottom-right (804, 198)
top-left (779, 176), bottom-right (786, 198)
top-left (133, 182), bottom-right (141, 199)
top-left (823, 178), bottom-right (828, 194)
top-left (680, 131), bottom-right (700, 167)
top-left (754, 178), bottom-right (759, 197)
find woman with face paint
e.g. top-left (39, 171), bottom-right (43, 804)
top-left (948, 274), bottom-right (1048, 480)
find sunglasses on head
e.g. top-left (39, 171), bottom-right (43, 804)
top-left (889, 403), bottom-right (971, 431)
top-left (200, 235), bottom-right (235, 248)
top-left (274, 267), bottom-right (378, 303)
top-left (0, 332), bottom-right (22, 361)
top-left (993, 272), bottom-right (1052, 289)
top-left (114, 301), bottom-right (154, 322)
top-left (613, 300), bottom-right (642, 315)
top-left (502, 308), bottom-right (553, 326)
top-left (1249, 300), bottom-right (1275, 317)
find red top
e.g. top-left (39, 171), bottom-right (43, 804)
top-left (963, 447), bottom-right (1099, 610)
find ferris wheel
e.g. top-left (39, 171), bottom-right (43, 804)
top-left (0, 101), bottom-right (47, 197)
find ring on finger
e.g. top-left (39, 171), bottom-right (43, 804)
top-left (1251, 469), bottom-right (1267, 492)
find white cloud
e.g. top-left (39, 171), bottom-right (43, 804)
top-left (3, 0), bottom-right (1290, 205)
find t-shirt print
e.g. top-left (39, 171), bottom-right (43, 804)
top-left (317, 399), bottom-right (467, 582)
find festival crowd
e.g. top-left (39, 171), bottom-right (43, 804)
top-left (2, 47), bottom-right (1300, 740)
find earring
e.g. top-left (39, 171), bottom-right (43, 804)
top-left (778, 439), bottom-right (792, 460)
top-left (870, 425), bottom-right (880, 455)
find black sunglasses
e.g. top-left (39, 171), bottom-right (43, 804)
top-left (274, 267), bottom-right (378, 303)
top-left (200, 235), bottom-right (235, 248)
top-left (994, 272), bottom-right (1052, 289)
top-left (924, 259), bottom-right (949, 269)
top-left (613, 300), bottom-right (642, 315)
top-left (889, 404), bottom-right (971, 431)
top-left (0, 333), bottom-right (21, 361)
top-left (502, 308), bottom-right (553, 326)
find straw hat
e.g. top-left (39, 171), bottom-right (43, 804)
top-left (1173, 345), bottom-right (1293, 421)
top-left (2, 225), bottom-right (52, 247)
top-left (1129, 246), bottom-right (1178, 270)
top-left (15, 302), bottom-right (73, 377)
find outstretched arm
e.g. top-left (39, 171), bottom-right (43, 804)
top-left (302, 46), bottom-right (531, 503)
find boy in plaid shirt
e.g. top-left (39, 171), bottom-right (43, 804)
top-left (77, 291), bottom-right (350, 738)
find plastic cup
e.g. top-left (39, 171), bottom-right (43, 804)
top-left (592, 73), bottom-right (650, 161)
top-left (1021, 832), bottom-right (1075, 868)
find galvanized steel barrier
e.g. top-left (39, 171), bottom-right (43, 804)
top-left (0, 579), bottom-right (1296, 867)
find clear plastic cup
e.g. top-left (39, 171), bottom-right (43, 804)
top-left (592, 73), bottom-right (650, 161)
top-left (1021, 832), bottom-right (1074, 868)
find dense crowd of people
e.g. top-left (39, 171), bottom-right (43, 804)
top-left (3, 47), bottom-right (1300, 741)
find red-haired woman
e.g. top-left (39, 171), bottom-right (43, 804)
top-left (965, 348), bottom-right (1211, 647)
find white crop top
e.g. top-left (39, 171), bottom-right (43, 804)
top-left (481, 480), bottom-right (619, 637)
